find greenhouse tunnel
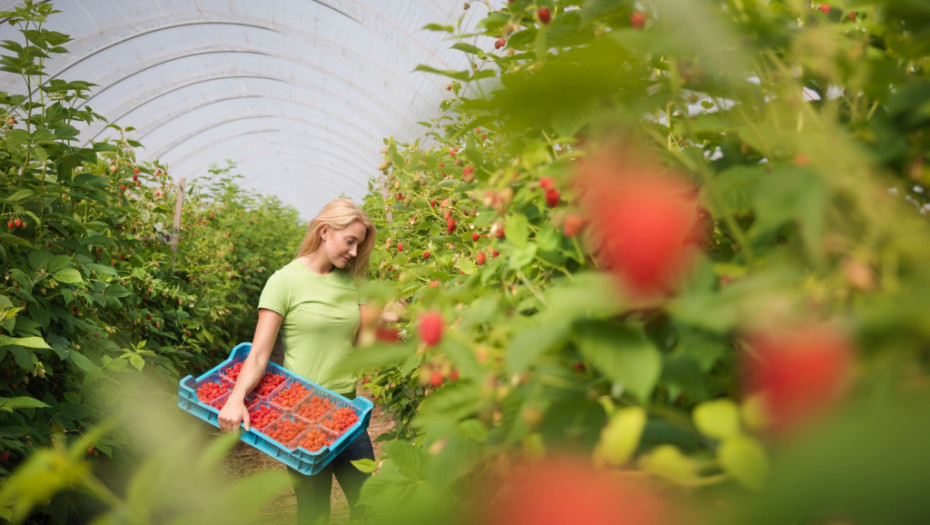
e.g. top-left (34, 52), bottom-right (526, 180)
top-left (0, 0), bottom-right (484, 219)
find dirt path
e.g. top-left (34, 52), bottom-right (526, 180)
top-left (218, 388), bottom-right (395, 525)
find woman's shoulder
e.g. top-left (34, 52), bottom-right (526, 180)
top-left (265, 259), bottom-right (301, 281)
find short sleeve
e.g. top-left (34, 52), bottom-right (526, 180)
top-left (258, 268), bottom-right (290, 316)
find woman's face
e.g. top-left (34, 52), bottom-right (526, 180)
top-left (322, 221), bottom-right (367, 268)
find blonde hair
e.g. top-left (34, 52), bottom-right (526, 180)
top-left (297, 198), bottom-right (375, 278)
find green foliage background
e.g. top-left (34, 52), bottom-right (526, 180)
top-left (0, 3), bottom-right (301, 522)
top-left (352, 0), bottom-right (930, 524)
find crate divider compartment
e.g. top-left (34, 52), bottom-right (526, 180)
top-left (292, 424), bottom-right (341, 454)
top-left (247, 401), bottom-right (285, 431)
top-left (266, 379), bottom-right (314, 412)
top-left (177, 342), bottom-right (373, 476)
top-left (219, 358), bottom-right (246, 383)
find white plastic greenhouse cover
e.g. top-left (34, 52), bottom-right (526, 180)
top-left (0, 0), bottom-right (489, 219)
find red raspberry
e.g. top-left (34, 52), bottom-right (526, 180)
top-left (418, 311), bottom-right (444, 346)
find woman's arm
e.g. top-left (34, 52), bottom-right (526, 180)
top-left (217, 308), bottom-right (284, 432)
top-left (356, 302), bottom-right (403, 345)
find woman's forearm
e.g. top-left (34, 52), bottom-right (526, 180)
top-left (227, 308), bottom-right (283, 401)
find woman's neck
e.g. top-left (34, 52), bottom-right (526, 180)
top-left (297, 251), bottom-right (334, 275)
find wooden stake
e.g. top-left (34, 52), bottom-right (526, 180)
top-left (171, 178), bottom-right (186, 261)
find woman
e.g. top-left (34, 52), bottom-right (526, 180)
top-left (218, 197), bottom-right (376, 524)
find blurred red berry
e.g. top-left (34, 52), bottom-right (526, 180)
top-left (423, 250), bottom-right (430, 259)
top-left (418, 311), bottom-right (444, 346)
top-left (576, 147), bottom-right (703, 299)
top-left (631, 11), bottom-right (647, 29)
top-left (819, 4), bottom-right (830, 13)
top-left (447, 217), bottom-right (456, 234)
top-left (743, 325), bottom-right (854, 435)
top-left (494, 37), bottom-right (506, 49)
top-left (429, 370), bottom-right (444, 387)
top-left (375, 326), bottom-right (400, 343)
top-left (480, 455), bottom-right (672, 525)
top-left (539, 177), bottom-right (555, 190)
top-left (563, 213), bottom-right (586, 237)
top-left (545, 188), bottom-right (560, 207)
top-left (477, 252), bottom-right (486, 265)
top-left (538, 7), bottom-right (551, 24)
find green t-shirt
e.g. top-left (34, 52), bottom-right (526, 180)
top-left (258, 259), bottom-right (363, 396)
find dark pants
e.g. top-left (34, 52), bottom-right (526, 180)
top-left (288, 429), bottom-right (374, 525)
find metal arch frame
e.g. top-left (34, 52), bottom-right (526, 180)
top-left (168, 134), bottom-right (375, 189)
top-left (333, 0), bottom-right (453, 69)
top-left (82, 71), bottom-right (404, 150)
top-left (142, 124), bottom-right (376, 184)
top-left (164, 125), bottom-right (376, 176)
top-left (69, 43), bottom-right (415, 124)
top-left (84, 78), bottom-right (389, 155)
top-left (86, 77), bottom-right (385, 165)
top-left (229, 152), bottom-right (362, 197)
top-left (150, 127), bottom-right (375, 179)
top-left (47, 17), bottom-right (427, 109)
top-left (139, 112), bottom-right (380, 172)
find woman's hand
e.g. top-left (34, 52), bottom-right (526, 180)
top-left (217, 309), bottom-right (282, 432)
top-left (217, 397), bottom-right (251, 432)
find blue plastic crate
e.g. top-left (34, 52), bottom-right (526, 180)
top-left (177, 342), bottom-right (373, 475)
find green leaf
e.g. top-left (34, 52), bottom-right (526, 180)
top-left (351, 458), bottom-right (379, 473)
top-left (105, 284), bottom-right (130, 298)
top-left (0, 336), bottom-right (50, 349)
top-left (0, 396), bottom-right (50, 412)
top-left (3, 189), bottom-right (33, 202)
top-left (415, 382), bottom-right (483, 428)
top-left (444, 336), bottom-right (484, 381)
top-left (422, 23), bottom-right (454, 33)
top-left (504, 213), bottom-right (529, 248)
top-left (719, 435), bottom-right (769, 491)
top-left (8, 346), bottom-right (35, 369)
top-left (85, 263), bottom-right (117, 277)
top-left (381, 440), bottom-right (427, 479)
top-left (52, 268), bottom-right (82, 284)
top-left (457, 419), bottom-right (489, 442)
top-left (451, 42), bottom-right (483, 55)
top-left (67, 349), bottom-right (98, 375)
top-left (45, 255), bottom-right (72, 273)
top-left (575, 320), bottom-right (662, 402)
top-left (413, 64), bottom-right (475, 81)
top-left (641, 444), bottom-right (697, 482)
top-left (506, 321), bottom-right (572, 375)
top-left (329, 341), bottom-right (416, 377)
top-left (129, 354), bottom-right (145, 371)
top-left (507, 242), bottom-right (537, 270)
top-left (459, 258), bottom-right (477, 275)
top-left (693, 398), bottom-right (742, 440)
top-left (593, 406), bottom-right (646, 467)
